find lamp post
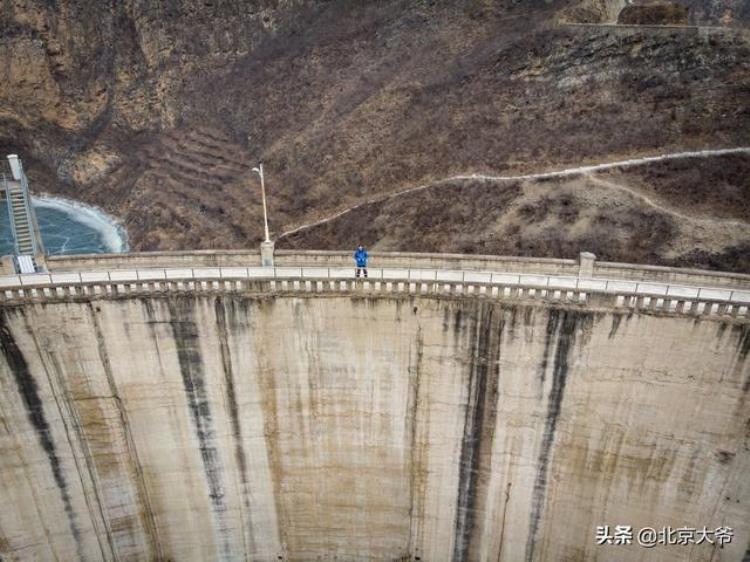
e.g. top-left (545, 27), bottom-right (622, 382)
top-left (252, 163), bottom-right (270, 243)
top-left (252, 163), bottom-right (274, 266)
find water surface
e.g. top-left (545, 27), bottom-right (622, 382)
top-left (0, 196), bottom-right (128, 256)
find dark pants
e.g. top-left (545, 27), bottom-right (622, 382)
top-left (355, 267), bottom-right (368, 278)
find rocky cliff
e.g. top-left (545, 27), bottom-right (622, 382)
top-left (0, 1), bottom-right (748, 269)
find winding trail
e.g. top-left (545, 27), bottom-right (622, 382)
top-left (278, 147), bottom-right (750, 240)
top-left (585, 174), bottom-right (748, 228)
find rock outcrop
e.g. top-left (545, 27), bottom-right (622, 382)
top-left (618, 4), bottom-right (690, 25)
top-left (0, 1), bottom-right (748, 269)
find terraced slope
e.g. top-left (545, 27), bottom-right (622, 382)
top-left (81, 127), bottom-right (258, 250)
top-left (0, 0), bottom-right (748, 270)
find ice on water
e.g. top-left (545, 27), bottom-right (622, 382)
top-left (0, 197), bottom-right (128, 256)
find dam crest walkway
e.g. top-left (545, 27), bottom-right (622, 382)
top-left (1, 251), bottom-right (749, 321)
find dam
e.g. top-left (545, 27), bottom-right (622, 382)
top-left (0, 250), bottom-right (748, 561)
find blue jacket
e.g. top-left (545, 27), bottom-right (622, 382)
top-left (354, 248), bottom-right (368, 267)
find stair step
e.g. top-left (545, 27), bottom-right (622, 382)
top-left (5, 180), bottom-right (42, 256)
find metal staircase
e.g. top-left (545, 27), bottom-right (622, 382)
top-left (7, 180), bottom-right (35, 254)
top-left (2, 155), bottom-right (44, 272)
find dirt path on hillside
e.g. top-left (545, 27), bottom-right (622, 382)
top-left (277, 147), bottom-right (750, 241)
top-left (584, 174), bottom-right (748, 227)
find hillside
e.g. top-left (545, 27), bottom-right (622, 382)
top-left (281, 153), bottom-right (750, 272)
top-left (0, 0), bottom-right (749, 270)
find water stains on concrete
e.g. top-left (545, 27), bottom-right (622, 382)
top-left (537, 309), bottom-right (560, 393)
top-left (736, 324), bottom-right (750, 362)
top-left (525, 310), bottom-right (593, 562)
top-left (452, 302), bottom-right (503, 561)
top-left (87, 301), bottom-right (162, 560)
top-left (406, 325), bottom-right (426, 557)
top-left (0, 294), bottom-right (748, 561)
top-left (608, 314), bottom-right (622, 339)
top-left (214, 298), bottom-right (248, 476)
top-left (167, 297), bottom-right (233, 561)
top-left (214, 296), bottom-right (256, 555)
top-left (730, 324), bottom-right (750, 395)
top-left (0, 309), bottom-right (84, 559)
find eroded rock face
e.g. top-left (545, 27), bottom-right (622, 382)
top-left (562, 0), bottom-right (749, 26)
top-left (618, 4), bottom-right (690, 26)
top-left (0, 294), bottom-right (748, 560)
top-left (0, 1), bottom-right (749, 268)
top-left (558, 0), bottom-right (630, 24)
top-left (0, 0), bottom-right (284, 132)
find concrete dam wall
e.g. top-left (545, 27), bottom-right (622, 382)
top-left (0, 255), bottom-right (749, 561)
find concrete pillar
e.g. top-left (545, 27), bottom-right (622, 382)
top-left (7, 154), bottom-right (22, 180)
top-left (34, 252), bottom-right (47, 272)
top-left (261, 240), bottom-right (275, 267)
top-left (0, 255), bottom-right (15, 275)
top-left (578, 251), bottom-right (596, 278)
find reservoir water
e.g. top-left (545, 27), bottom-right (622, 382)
top-left (0, 196), bottom-right (128, 256)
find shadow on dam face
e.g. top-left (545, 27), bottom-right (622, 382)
top-left (0, 294), bottom-right (748, 561)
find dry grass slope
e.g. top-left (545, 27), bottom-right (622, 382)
top-left (0, 0), bottom-right (748, 270)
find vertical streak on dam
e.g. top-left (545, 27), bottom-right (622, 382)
top-left (166, 298), bottom-right (234, 561)
top-left (214, 297), bottom-right (255, 557)
top-left (0, 294), bottom-right (748, 561)
top-left (452, 303), bottom-right (502, 561)
top-left (86, 301), bottom-right (162, 560)
top-left (525, 311), bottom-right (588, 562)
top-left (0, 310), bottom-right (84, 559)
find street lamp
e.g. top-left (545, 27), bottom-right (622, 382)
top-left (252, 162), bottom-right (274, 266)
top-left (252, 163), bottom-right (270, 243)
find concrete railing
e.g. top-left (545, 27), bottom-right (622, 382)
top-left (2, 266), bottom-right (748, 319)
top-left (44, 250), bottom-right (750, 290)
top-left (46, 249), bottom-right (264, 271)
top-left (593, 261), bottom-right (750, 289)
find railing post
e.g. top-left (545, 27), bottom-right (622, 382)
top-left (0, 255), bottom-right (15, 275)
top-left (578, 251), bottom-right (596, 278)
top-left (261, 240), bottom-right (275, 267)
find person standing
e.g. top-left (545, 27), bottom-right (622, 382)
top-left (354, 244), bottom-right (369, 278)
